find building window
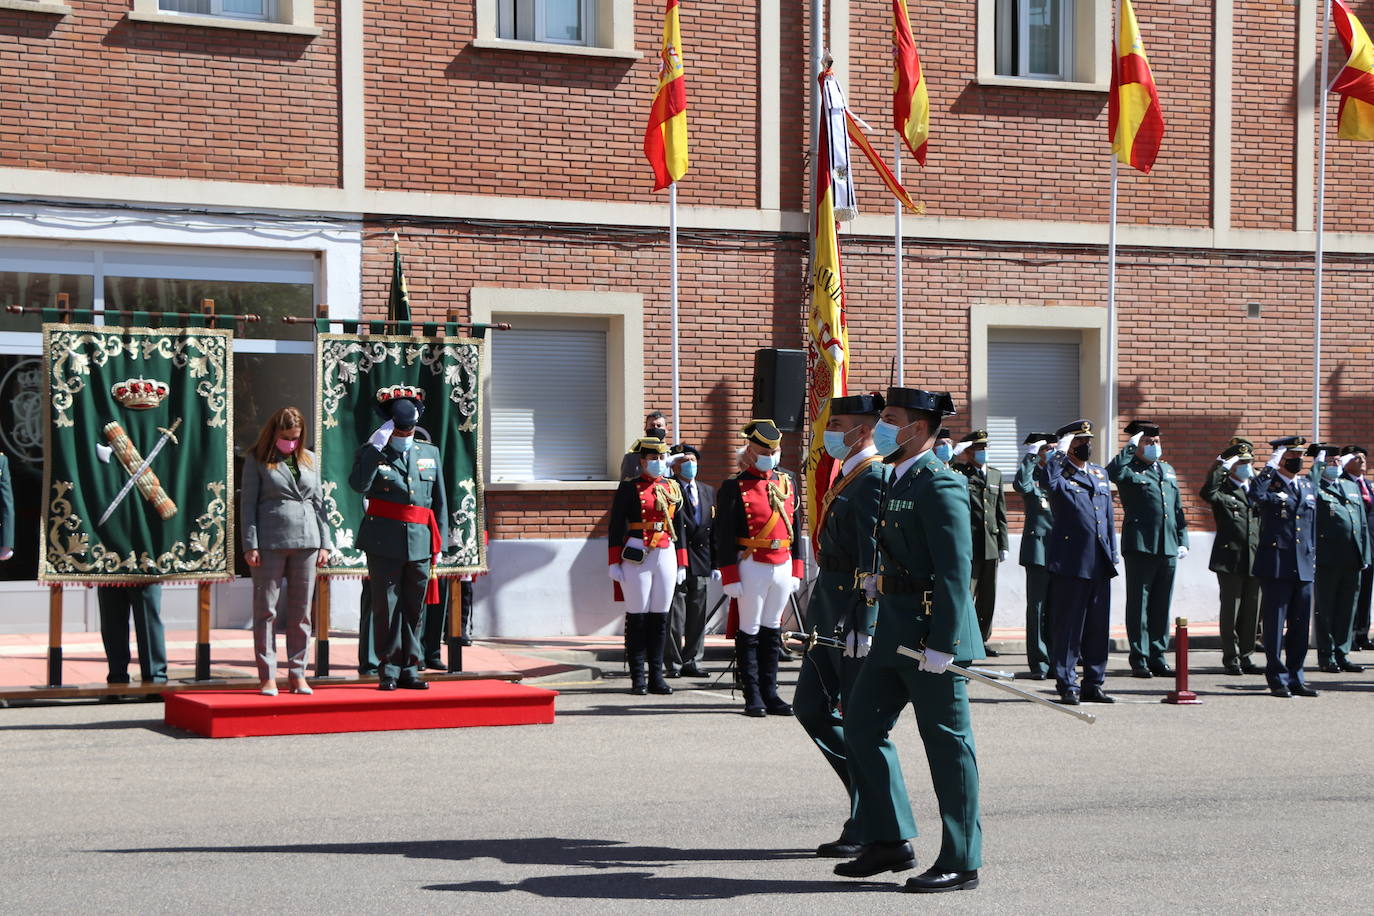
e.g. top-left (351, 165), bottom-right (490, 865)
top-left (159, 0), bottom-right (277, 22)
top-left (984, 330), bottom-right (1081, 471)
top-left (131, 0), bottom-right (319, 35)
top-left (978, 0), bottom-right (1109, 90)
top-left (474, 0), bottom-right (640, 59)
top-left (498, 0), bottom-right (593, 46)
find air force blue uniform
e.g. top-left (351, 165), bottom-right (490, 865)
top-left (1250, 467), bottom-right (1317, 690)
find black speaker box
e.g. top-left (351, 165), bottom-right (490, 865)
top-left (751, 348), bottom-right (806, 432)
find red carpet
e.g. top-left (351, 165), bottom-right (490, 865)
top-left (164, 680), bottom-right (557, 739)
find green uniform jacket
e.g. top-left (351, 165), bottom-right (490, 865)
top-left (810, 458), bottom-right (888, 638)
top-left (0, 453), bottom-right (13, 552)
top-left (1107, 444), bottom-right (1189, 556)
top-left (958, 462), bottom-right (1009, 561)
top-left (870, 451), bottom-right (984, 665)
top-left (1315, 474), bottom-right (1371, 570)
top-left (349, 441), bottom-right (449, 562)
top-left (1199, 464), bottom-right (1259, 575)
top-left (1012, 453), bottom-right (1053, 567)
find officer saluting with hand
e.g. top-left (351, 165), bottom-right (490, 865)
top-left (350, 385), bottom-right (448, 691)
top-left (1200, 438), bottom-right (1263, 676)
top-left (1013, 433), bottom-right (1056, 679)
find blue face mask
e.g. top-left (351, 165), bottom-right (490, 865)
top-left (873, 420), bottom-right (901, 458)
top-left (677, 460), bottom-right (697, 479)
top-left (1142, 443), bottom-right (1162, 462)
top-left (645, 459), bottom-right (665, 477)
top-left (1233, 462), bottom-right (1254, 480)
top-left (823, 430), bottom-right (851, 460)
top-left (973, 449), bottom-right (987, 466)
top-left (933, 443), bottom-right (953, 463)
top-left (1324, 464), bottom-right (1340, 480)
top-left (393, 434), bottom-right (414, 452)
top-left (754, 453), bottom-right (778, 472)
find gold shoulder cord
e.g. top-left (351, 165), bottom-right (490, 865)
top-left (655, 480), bottom-right (683, 541)
top-left (766, 474), bottom-right (795, 540)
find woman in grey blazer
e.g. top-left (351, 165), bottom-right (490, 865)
top-left (241, 406), bottom-right (333, 696)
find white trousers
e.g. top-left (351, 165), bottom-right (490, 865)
top-left (736, 556), bottom-right (792, 635)
top-left (620, 539), bottom-right (676, 615)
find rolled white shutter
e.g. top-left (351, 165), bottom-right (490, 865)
top-left (986, 338), bottom-right (1080, 473)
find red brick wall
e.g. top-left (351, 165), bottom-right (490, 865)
top-left (1231, 0), bottom-right (1296, 230)
top-left (0, 2), bottom-right (339, 185)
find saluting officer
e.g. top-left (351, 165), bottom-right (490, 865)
top-left (715, 420), bottom-right (804, 717)
top-left (1339, 446), bottom-right (1374, 652)
top-left (795, 393), bottom-right (888, 860)
top-left (1199, 439), bottom-right (1264, 675)
top-left (1038, 420), bottom-right (1119, 706)
top-left (1250, 436), bottom-right (1318, 698)
top-left (1013, 432), bottom-right (1056, 679)
top-left (1311, 445), bottom-right (1370, 675)
top-left (954, 429), bottom-right (1009, 653)
top-left (1107, 420), bottom-right (1189, 678)
top-left (836, 387), bottom-right (983, 894)
top-left (607, 437), bottom-right (687, 696)
top-left (350, 385), bottom-right (448, 691)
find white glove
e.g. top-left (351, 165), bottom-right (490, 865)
top-left (368, 420), bottom-right (395, 450)
top-left (789, 576), bottom-right (802, 594)
top-left (711, 569), bottom-right (722, 583)
top-left (1315, 449), bottom-right (1327, 467)
top-left (1338, 452), bottom-right (1357, 469)
top-left (844, 631), bottom-right (872, 659)
top-left (1221, 455), bottom-right (1239, 472)
top-left (1023, 441), bottom-right (1045, 458)
top-left (676, 567), bottom-right (687, 585)
top-left (952, 440), bottom-right (972, 457)
top-left (1267, 445), bottom-right (1286, 469)
top-left (607, 564), bottom-right (624, 583)
top-left (1129, 431), bottom-right (1143, 449)
top-left (723, 581), bottom-right (743, 599)
top-left (1178, 546), bottom-right (1189, 559)
top-left (1056, 432), bottom-right (1075, 455)
top-left (918, 647), bottom-right (953, 674)
top-left (0, 548), bottom-right (12, 561)
top-left (998, 549), bottom-right (1008, 563)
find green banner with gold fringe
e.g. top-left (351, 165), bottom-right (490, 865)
top-left (316, 333), bottom-right (486, 576)
top-left (40, 324), bottom-right (234, 583)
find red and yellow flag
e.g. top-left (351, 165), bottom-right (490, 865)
top-left (1333, 0), bottom-right (1374, 140)
top-left (644, 0), bottom-right (688, 189)
top-left (892, 0), bottom-right (929, 165)
top-left (806, 75), bottom-right (849, 536)
top-left (1108, 0), bottom-right (1164, 173)
top-left (845, 111), bottom-right (922, 212)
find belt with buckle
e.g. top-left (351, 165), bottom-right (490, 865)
top-left (738, 537), bottom-right (791, 550)
top-left (632, 521), bottom-right (667, 532)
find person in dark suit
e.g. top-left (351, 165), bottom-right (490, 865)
top-left (1012, 432), bottom-right (1055, 679)
top-left (1199, 439), bottom-right (1263, 675)
top-left (1312, 445), bottom-right (1370, 674)
top-left (240, 406), bottom-right (332, 696)
top-left (954, 429), bottom-right (1008, 653)
top-left (619, 411), bottom-right (668, 480)
top-left (664, 443), bottom-right (715, 678)
top-left (1250, 436), bottom-right (1319, 698)
top-left (1340, 446), bottom-right (1374, 651)
top-left (1037, 419), bottom-right (1119, 705)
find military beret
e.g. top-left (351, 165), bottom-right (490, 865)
top-left (669, 442), bottom-right (700, 458)
top-left (1023, 432), bottom-right (1055, 445)
top-left (959, 429), bottom-right (989, 445)
top-left (1125, 420), bottom-right (1161, 437)
top-left (1055, 419), bottom-right (1095, 439)
top-left (885, 387), bottom-right (956, 417)
top-left (634, 437), bottom-right (669, 456)
top-left (1270, 435), bottom-right (1308, 450)
top-left (830, 393), bottom-right (885, 416)
top-left (1220, 442), bottom-right (1254, 461)
top-left (1341, 445), bottom-right (1367, 457)
top-left (741, 419), bottom-right (782, 449)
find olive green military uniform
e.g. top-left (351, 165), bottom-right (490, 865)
top-left (1013, 451), bottom-right (1054, 677)
top-left (843, 450), bottom-right (984, 872)
top-left (1199, 462), bottom-right (1261, 670)
top-left (960, 461), bottom-right (1009, 644)
top-left (1314, 469), bottom-right (1371, 667)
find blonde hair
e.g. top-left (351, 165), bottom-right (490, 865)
top-left (251, 406), bottom-right (313, 469)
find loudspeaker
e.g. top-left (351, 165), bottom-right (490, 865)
top-left (751, 348), bottom-right (806, 432)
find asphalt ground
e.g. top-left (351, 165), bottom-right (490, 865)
top-left (1, 647), bottom-right (1371, 915)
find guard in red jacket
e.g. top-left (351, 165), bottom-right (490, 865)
top-left (715, 419), bottom-right (804, 717)
top-left (608, 437), bottom-right (687, 696)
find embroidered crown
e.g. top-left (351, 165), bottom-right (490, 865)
top-left (111, 377), bottom-right (169, 410)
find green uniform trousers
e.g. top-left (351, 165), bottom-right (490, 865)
top-left (97, 584), bottom-right (166, 684)
top-left (793, 644), bottom-right (866, 842)
top-left (1124, 552), bottom-right (1176, 668)
top-left (1024, 564), bottom-right (1052, 677)
top-left (366, 554), bottom-right (429, 680)
top-left (1216, 571), bottom-right (1261, 667)
top-left (1315, 564), bottom-right (1361, 665)
top-left (843, 662), bottom-right (982, 871)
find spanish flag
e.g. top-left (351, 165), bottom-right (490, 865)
top-left (806, 72), bottom-right (850, 536)
top-left (1108, 0), bottom-right (1164, 174)
top-left (644, 0), bottom-right (688, 190)
top-left (1333, 0), bottom-right (1374, 140)
top-left (892, 0), bottom-right (929, 165)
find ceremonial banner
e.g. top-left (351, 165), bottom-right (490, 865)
top-left (41, 324), bottom-right (234, 583)
top-left (316, 333), bottom-right (486, 576)
top-left (893, 0), bottom-right (929, 165)
top-left (1109, 0), bottom-right (1164, 174)
top-left (1333, 0), bottom-right (1374, 140)
top-left (644, 0), bottom-right (689, 189)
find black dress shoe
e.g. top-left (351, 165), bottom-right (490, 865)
top-left (424, 659), bottom-right (445, 671)
top-left (459, 637), bottom-right (473, 647)
top-left (765, 701), bottom-right (794, 717)
top-left (1338, 659), bottom-right (1365, 673)
top-left (1223, 660), bottom-right (1243, 676)
top-left (647, 681), bottom-right (674, 696)
top-left (397, 676), bottom-right (429, 690)
top-left (678, 661), bottom-right (706, 677)
top-left (983, 649), bottom-right (1000, 658)
top-left (1081, 685), bottom-right (1115, 704)
top-left (833, 841), bottom-right (916, 878)
top-left (1269, 685), bottom-right (1292, 698)
top-left (1241, 661), bottom-right (1266, 675)
top-left (1131, 666), bottom-right (1153, 679)
top-left (1149, 662), bottom-right (1175, 677)
top-left (664, 666), bottom-right (680, 679)
top-left (378, 677), bottom-right (398, 691)
top-left (904, 867), bottom-right (980, 893)
top-left (1058, 692), bottom-right (1081, 706)
top-left (1291, 682), bottom-right (1319, 697)
top-left (1318, 662), bottom-right (1342, 674)
top-left (743, 706), bottom-right (766, 718)
top-left (630, 685), bottom-right (648, 696)
top-left (816, 839), bottom-right (863, 858)
top-left (1353, 637), bottom-right (1374, 651)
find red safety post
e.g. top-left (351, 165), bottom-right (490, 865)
top-left (1162, 616), bottom-right (1202, 705)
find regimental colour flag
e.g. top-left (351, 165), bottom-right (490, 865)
top-left (644, 0), bottom-right (689, 189)
top-left (892, 0), bottom-right (929, 165)
top-left (1108, 0), bottom-right (1164, 173)
top-left (1332, 0), bottom-right (1374, 140)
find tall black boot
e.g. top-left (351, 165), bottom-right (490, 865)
top-left (735, 632), bottom-right (765, 717)
top-left (757, 626), bottom-right (794, 716)
top-left (645, 613), bottom-right (674, 695)
top-left (624, 614), bottom-right (647, 696)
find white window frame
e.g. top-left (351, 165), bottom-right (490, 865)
top-left (475, 0), bottom-right (642, 61)
top-left (496, 0), bottom-right (594, 47)
top-left (129, 0), bottom-right (320, 37)
top-left (978, 0), bottom-right (1110, 92)
top-left (159, 0), bottom-right (277, 23)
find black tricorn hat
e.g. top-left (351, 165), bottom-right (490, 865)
top-left (1305, 442), bottom-right (1334, 457)
top-left (741, 419), bottom-right (782, 449)
top-left (1023, 432), bottom-right (1055, 445)
top-left (375, 385), bottom-right (425, 429)
top-left (885, 387), bottom-right (956, 417)
top-left (831, 393), bottom-right (885, 416)
top-left (1125, 420), bottom-right (1161, 437)
top-left (937, 427), bottom-right (952, 440)
top-left (634, 437), bottom-right (669, 456)
top-left (1055, 419), bottom-right (1094, 439)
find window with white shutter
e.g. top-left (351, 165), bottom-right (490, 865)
top-left (985, 331), bottom-right (1080, 472)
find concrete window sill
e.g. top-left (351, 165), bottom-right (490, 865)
top-left (470, 37), bottom-right (641, 61)
top-left (126, 10), bottom-right (322, 37)
top-left (977, 75), bottom-right (1109, 93)
top-left (0, 0), bottom-right (72, 14)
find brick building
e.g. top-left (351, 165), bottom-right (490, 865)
top-left (1, 0), bottom-right (1371, 636)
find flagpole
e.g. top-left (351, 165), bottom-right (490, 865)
top-left (669, 181), bottom-right (681, 443)
top-left (894, 135), bottom-right (905, 386)
top-left (1314, 0), bottom-right (1333, 441)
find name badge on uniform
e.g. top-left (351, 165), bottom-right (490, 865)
top-left (418, 457), bottom-right (437, 472)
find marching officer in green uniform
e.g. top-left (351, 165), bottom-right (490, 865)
top-left (1107, 420), bottom-right (1189, 678)
top-left (1013, 432), bottom-right (1056, 679)
top-left (1311, 445), bottom-right (1370, 674)
top-left (350, 385), bottom-right (448, 691)
top-left (954, 429), bottom-right (1008, 652)
top-left (794, 392), bottom-right (888, 859)
top-left (835, 387), bottom-right (983, 894)
top-left (1200, 438), bottom-right (1264, 675)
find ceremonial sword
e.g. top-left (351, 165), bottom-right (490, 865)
top-left (97, 417), bottom-right (182, 528)
top-left (894, 644), bottom-right (1096, 724)
top-left (782, 629), bottom-right (1017, 682)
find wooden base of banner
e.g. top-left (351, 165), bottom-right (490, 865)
top-left (47, 583), bottom-right (63, 688)
top-left (447, 577), bottom-right (464, 673)
top-left (314, 576), bottom-right (332, 678)
top-left (194, 582), bottom-right (212, 681)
